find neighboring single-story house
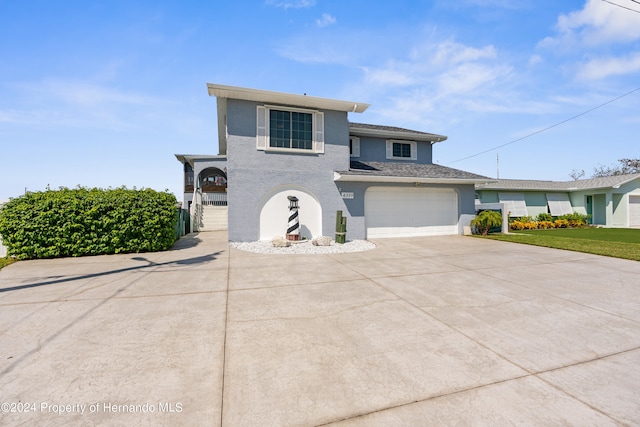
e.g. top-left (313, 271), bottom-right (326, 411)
top-left (176, 83), bottom-right (493, 242)
top-left (475, 174), bottom-right (640, 227)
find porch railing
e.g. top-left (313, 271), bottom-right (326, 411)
top-left (191, 188), bottom-right (203, 233)
top-left (202, 192), bottom-right (227, 206)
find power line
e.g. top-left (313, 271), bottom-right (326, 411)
top-left (601, 0), bottom-right (640, 14)
top-left (448, 86), bottom-right (640, 164)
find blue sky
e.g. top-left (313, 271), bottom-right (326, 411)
top-left (1, 0), bottom-right (639, 201)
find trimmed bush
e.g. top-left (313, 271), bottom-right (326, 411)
top-left (537, 220), bottom-right (555, 229)
top-left (0, 187), bottom-right (177, 260)
top-left (554, 219), bottom-right (569, 228)
top-left (510, 220), bottom-right (525, 230)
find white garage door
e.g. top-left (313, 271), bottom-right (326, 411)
top-left (365, 187), bottom-right (459, 238)
top-left (630, 196), bottom-right (640, 227)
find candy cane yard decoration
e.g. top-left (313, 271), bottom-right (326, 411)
top-left (286, 196), bottom-right (300, 241)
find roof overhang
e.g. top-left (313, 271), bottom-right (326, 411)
top-left (207, 83), bottom-right (370, 113)
top-left (349, 126), bottom-right (447, 143)
top-left (334, 172), bottom-right (496, 185)
top-left (175, 154), bottom-right (227, 167)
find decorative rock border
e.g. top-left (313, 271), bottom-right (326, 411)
top-left (232, 239), bottom-right (376, 255)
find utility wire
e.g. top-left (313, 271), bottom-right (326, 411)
top-left (601, 0), bottom-right (640, 14)
top-left (448, 86), bottom-right (640, 164)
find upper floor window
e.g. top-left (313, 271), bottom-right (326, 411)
top-left (386, 140), bottom-right (417, 160)
top-left (256, 106), bottom-right (324, 153)
top-left (270, 110), bottom-right (313, 150)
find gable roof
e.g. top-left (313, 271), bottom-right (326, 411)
top-left (335, 161), bottom-right (494, 185)
top-left (476, 173), bottom-right (640, 192)
top-left (349, 122), bottom-right (447, 143)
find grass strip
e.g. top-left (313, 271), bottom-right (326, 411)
top-left (479, 233), bottom-right (640, 261)
top-left (0, 257), bottom-right (16, 270)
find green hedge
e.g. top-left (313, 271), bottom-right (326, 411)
top-left (0, 187), bottom-right (178, 260)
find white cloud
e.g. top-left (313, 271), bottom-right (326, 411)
top-left (431, 41), bottom-right (497, 65)
top-left (362, 66), bottom-right (416, 86)
top-left (577, 52), bottom-right (640, 80)
top-left (542, 0), bottom-right (640, 48)
top-left (316, 13), bottom-right (336, 28)
top-left (362, 39), bottom-right (507, 95)
top-left (1, 80), bottom-right (165, 130)
top-left (354, 37), bottom-right (520, 128)
top-left (265, 0), bottom-right (315, 9)
top-left (528, 54), bottom-right (542, 66)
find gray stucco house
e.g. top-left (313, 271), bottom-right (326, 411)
top-left (176, 84), bottom-right (493, 242)
top-left (475, 174), bottom-right (640, 227)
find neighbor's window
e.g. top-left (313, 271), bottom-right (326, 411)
top-left (386, 140), bottom-right (417, 160)
top-left (270, 110), bottom-right (313, 150)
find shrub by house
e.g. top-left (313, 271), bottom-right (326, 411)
top-left (0, 187), bottom-right (178, 260)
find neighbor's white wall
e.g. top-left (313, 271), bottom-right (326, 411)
top-left (0, 200), bottom-right (7, 257)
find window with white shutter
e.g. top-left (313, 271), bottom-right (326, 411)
top-left (256, 106), bottom-right (267, 150)
top-left (350, 136), bottom-right (360, 157)
top-left (256, 106), bottom-right (324, 153)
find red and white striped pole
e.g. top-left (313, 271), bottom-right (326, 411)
top-left (286, 196), bottom-right (300, 241)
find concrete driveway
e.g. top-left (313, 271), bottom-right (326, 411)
top-left (1, 232), bottom-right (639, 426)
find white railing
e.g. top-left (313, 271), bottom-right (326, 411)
top-left (190, 189), bottom-right (227, 233)
top-left (202, 192), bottom-right (227, 206)
top-left (191, 188), bottom-right (203, 233)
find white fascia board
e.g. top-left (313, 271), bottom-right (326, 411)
top-left (349, 126), bottom-right (447, 143)
top-left (334, 173), bottom-right (495, 185)
top-left (207, 83), bottom-right (370, 113)
top-left (175, 154), bottom-right (227, 167)
top-left (217, 97), bottom-right (227, 155)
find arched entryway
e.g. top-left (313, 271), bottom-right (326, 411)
top-left (259, 185), bottom-right (322, 241)
top-left (198, 167), bottom-right (227, 206)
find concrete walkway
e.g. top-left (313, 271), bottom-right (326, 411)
top-left (1, 232), bottom-right (639, 426)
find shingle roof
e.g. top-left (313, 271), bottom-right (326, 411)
top-left (348, 122), bottom-right (447, 142)
top-left (476, 173), bottom-right (640, 191)
top-left (335, 161), bottom-right (493, 183)
top-left (349, 122), bottom-right (436, 136)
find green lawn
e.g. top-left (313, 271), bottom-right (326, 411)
top-left (480, 228), bottom-right (640, 261)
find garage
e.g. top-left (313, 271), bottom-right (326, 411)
top-left (630, 195), bottom-right (640, 227)
top-left (365, 187), bottom-right (459, 238)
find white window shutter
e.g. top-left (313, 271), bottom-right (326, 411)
top-left (386, 140), bottom-right (393, 159)
top-left (314, 112), bottom-right (324, 153)
top-left (350, 136), bottom-right (360, 157)
top-left (256, 106), bottom-right (267, 150)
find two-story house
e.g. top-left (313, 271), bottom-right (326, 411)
top-left (176, 84), bottom-right (492, 242)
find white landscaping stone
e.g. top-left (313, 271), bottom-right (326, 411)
top-left (233, 239), bottom-right (375, 255)
top-left (312, 236), bottom-right (332, 246)
top-left (271, 238), bottom-right (291, 248)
